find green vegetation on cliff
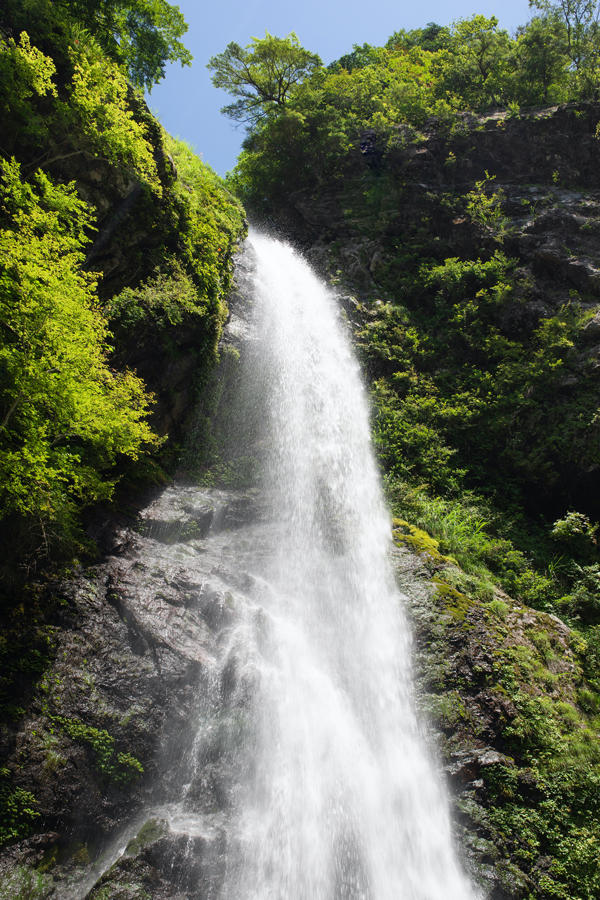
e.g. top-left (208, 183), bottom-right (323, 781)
top-left (0, 0), bottom-right (245, 863)
top-left (216, 7), bottom-right (600, 212)
top-left (0, 0), bottom-right (245, 579)
top-left (395, 520), bottom-right (600, 899)
top-left (212, 19), bottom-right (600, 618)
top-left (212, 19), bottom-right (600, 610)
top-left (0, 158), bottom-right (156, 534)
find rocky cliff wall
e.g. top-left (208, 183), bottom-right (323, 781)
top-left (244, 103), bottom-right (600, 898)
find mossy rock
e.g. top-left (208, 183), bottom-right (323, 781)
top-left (124, 818), bottom-right (168, 857)
top-left (432, 577), bottom-right (474, 622)
top-left (392, 518), bottom-right (457, 566)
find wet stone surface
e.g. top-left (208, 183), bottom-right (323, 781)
top-left (0, 485), bottom-right (272, 898)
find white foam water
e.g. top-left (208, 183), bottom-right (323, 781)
top-left (220, 231), bottom-right (478, 899)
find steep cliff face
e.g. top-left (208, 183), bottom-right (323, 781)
top-left (0, 5), bottom-right (246, 596)
top-left (0, 10), bottom-right (248, 887)
top-left (242, 102), bottom-right (600, 899)
top-left (395, 533), bottom-right (597, 899)
top-left (0, 276), bottom-right (257, 899)
top-left (34, 103), bottom-right (245, 446)
top-left (271, 102), bottom-right (600, 250)
top-left (278, 102), bottom-right (600, 370)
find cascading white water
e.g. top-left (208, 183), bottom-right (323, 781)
top-left (61, 230), bottom-right (480, 900)
top-left (222, 231), bottom-right (478, 900)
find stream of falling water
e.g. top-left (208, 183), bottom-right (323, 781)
top-left (65, 231), bottom-right (479, 900)
top-left (218, 231), bottom-right (477, 899)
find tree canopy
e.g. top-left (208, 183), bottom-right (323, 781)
top-left (3, 0), bottom-right (192, 90)
top-left (208, 33), bottom-right (321, 124)
top-left (68, 0), bottom-right (192, 90)
top-left (0, 158), bottom-right (156, 531)
top-left (223, 12), bottom-right (600, 212)
top-left (529, 0), bottom-right (600, 93)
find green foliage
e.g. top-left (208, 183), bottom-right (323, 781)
top-left (0, 30), bottom-right (57, 108)
top-left (484, 764), bottom-right (600, 897)
top-left (78, 0), bottom-right (193, 91)
top-left (223, 11), bottom-right (600, 211)
top-left (514, 13), bottom-right (571, 104)
top-left (372, 379), bottom-right (463, 492)
top-left (551, 510), bottom-right (598, 552)
top-left (392, 517), bottom-right (456, 564)
top-left (482, 631), bottom-right (600, 896)
top-left (0, 0), bottom-right (246, 574)
top-left (108, 260), bottom-right (200, 332)
top-left (65, 34), bottom-right (160, 188)
top-left (0, 27), bottom-right (163, 211)
top-left (557, 564), bottom-right (600, 623)
top-left (410, 511), bottom-right (600, 897)
top-left (465, 173), bottom-right (508, 239)
top-left (3, 0), bottom-right (192, 91)
top-left (386, 479), bottom-right (555, 605)
top-left (328, 42), bottom-right (381, 73)
top-left (366, 251), bottom-right (597, 622)
top-left (584, 626), bottom-right (600, 687)
top-left (0, 772), bottom-right (39, 847)
top-left (0, 7), bottom-right (244, 573)
top-left (0, 609), bottom-right (55, 721)
top-left (439, 15), bottom-right (514, 108)
top-left (208, 33), bottom-right (321, 124)
top-left (387, 23), bottom-right (452, 53)
top-left (0, 18), bottom-right (164, 182)
top-left (530, 1), bottom-right (600, 96)
top-left (54, 716), bottom-right (144, 783)
top-left (0, 32), bottom-right (57, 155)
top-left (164, 135), bottom-right (244, 308)
top-left (227, 40), bottom-right (460, 207)
top-left (359, 240), bottom-right (600, 527)
top-left (0, 157), bottom-right (157, 541)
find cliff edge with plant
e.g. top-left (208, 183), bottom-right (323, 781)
top-left (0, 0), bottom-right (245, 583)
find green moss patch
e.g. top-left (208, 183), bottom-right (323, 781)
top-left (392, 518), bottom-right (456, 565)
top-left (53, 717), bottom-right (143, 785)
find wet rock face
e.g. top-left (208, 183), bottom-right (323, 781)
top-left (86, 817), bottom-right (227, 900)
top-left (392, 542), bottom-right (592, 900)
top-left (0, 485), bottom-right (267, 896)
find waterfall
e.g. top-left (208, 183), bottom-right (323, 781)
top-left (218, 231), bottom-right (477, 899)
top-left (63, 231), bottom-right (479, 900)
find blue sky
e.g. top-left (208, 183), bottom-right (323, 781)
top-left (148, 0), bottom-right (536, 175)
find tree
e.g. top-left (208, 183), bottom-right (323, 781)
top-left (530, 1), bottom-right (599, 61)
top-left (529, 1), bottom-right (600, 94)
top-left (0, 158), bottom-right (156, 532)
top-left (0, 31), bottom-right (57, 156)
top-left (75, 0), bottom-right (193, 90)
top-left (3, 0), bottom-right (192, 90)
top-left (328, 43), bottom-right (380, 73)
top-left (440, 16), bottom-right (513, 108)
top-left (65, 33), bottom-right (160, 188)
top-left (207, 33), bottom-right (321, 125)
top-left (386, 23), bottom-right (451, 52)
top-left (514, 15), bottom-right (570, 104)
